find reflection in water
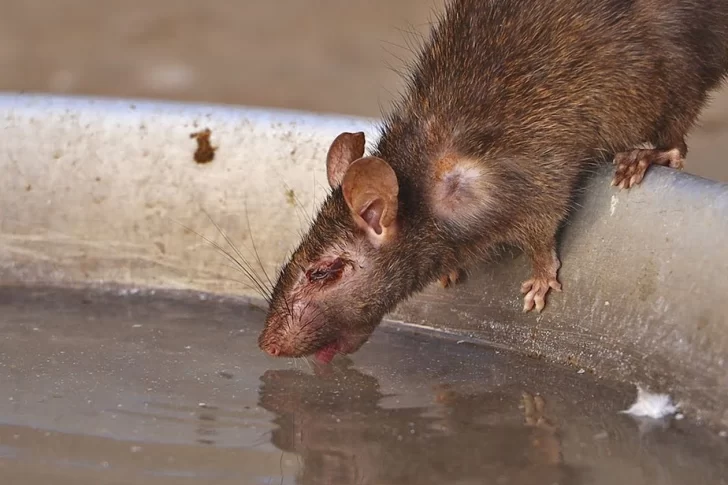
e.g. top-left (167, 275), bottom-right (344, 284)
top-left (257, 360), bottom-right (577, 485)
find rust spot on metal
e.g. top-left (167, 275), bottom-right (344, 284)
top-left (190, 128), bottom-right (216, 164)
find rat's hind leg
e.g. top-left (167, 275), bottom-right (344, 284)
top-left (611, 140), bottom-right (686, 189)
top-left (520, 237), bottom-right (562, 313)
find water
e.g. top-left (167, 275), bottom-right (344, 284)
top-left (0, 286), bottom-right (725, 485)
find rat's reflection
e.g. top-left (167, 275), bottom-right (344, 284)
top-left (258, 360), bottom-right (577, 485)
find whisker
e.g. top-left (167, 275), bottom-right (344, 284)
top-left (215, 275), bottom-right (269, 312)
top-left (243, 202), bottom-right (275, 292)
top-left (280, 179), bottom-right (314, 229)
top-left (169, 217), bottom-right (272, 303)
top-left (307, 355), bottom-right (324, 374)
top-left (280, 294), bottom-right (293, 328)
top-left (311, 172), bottom-right (317, 225)
top-left (301, 356), bottom-right (314, 373)
top-left (217, 270), bottom-right (267, 292)
top-left (329, 361), bottom-right (346, 377)
top-left (200, 208), bottom-right (272, 295)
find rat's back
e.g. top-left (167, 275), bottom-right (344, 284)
top-left (370, 0), bottom-right (728, 314)
top-left (380, 0), bottom-right (728, 165)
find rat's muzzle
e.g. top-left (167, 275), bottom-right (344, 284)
top-left (258, 301), bottom-right (331, 358)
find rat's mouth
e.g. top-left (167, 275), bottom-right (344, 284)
top-left (315, 338), bottom-right (354, 364)
top-left (313, 334), bottom-right (366, 364)
top-left (314, 341), bottom-right (340, 364)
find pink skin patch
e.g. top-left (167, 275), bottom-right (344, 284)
top-left (315, 341), bottom-right (339, 364)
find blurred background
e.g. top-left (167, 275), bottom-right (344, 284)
top-left (1, 0), bottom-right (726, 182)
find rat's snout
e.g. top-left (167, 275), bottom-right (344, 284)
top-left (260, 340), bottom-right (281, 357)
top-left (258, 304), bottom-right (324, 358)
top-left (258, 318), bottom-right (285, 357)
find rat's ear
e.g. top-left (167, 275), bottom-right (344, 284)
top-left (341, 156), bottom-right (399, 246)
top-left (326, 132), bottom-right (366, 189)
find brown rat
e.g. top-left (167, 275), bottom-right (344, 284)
top-left (259, 0), bottom-right (728, 362)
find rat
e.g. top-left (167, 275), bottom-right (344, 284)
top-left (258, 0), bottom-right (728, 363)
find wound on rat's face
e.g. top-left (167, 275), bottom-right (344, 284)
top-left (258, 132), bottom-right (400, 364)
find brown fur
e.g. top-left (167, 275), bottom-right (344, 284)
top-left (259, 0), bottom-right (728, 359)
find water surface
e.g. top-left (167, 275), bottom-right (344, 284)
top-left (0, 286), bottom-right (726, 484)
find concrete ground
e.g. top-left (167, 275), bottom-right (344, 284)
top-left (1, 0), bottom-right (726, 182)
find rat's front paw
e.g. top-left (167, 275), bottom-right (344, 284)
top-left (439, 268), bottom-right (463, 288)
top-left (612, 147), bottom-right (684, 189)
top-left (521, 276), bottom-right (561, 312)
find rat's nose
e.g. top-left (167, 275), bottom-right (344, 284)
top-left (258, 324), bottom-right (282, 357)
top-left (265, 344), bottom-right (281, 357)
top-left (259, 333), bottom-right (282, 357)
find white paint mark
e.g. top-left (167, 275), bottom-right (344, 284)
top-left (620, 384), bottom-right (678, 419)
top-left (610, 194), bottom-right (619, 216)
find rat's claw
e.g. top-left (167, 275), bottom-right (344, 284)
top-left (611, 147), bottom-right (684, 189)
top-left (520, 278), bottom-right (535, 294)
top-left (439, 268), bottom-right (463, 288)
top-left (521, 277), bottom-right (562, 313)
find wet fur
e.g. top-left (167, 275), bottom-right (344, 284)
top-left (260, 0), bottom-right (728, 357)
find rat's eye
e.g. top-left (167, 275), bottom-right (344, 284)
top-left (308, 268), bottom-right (330, 282)
top-left (306, 258), bottom-right (345, 284)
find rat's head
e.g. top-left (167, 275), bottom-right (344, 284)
top-left (259, 131), bottom-right (406, 363)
